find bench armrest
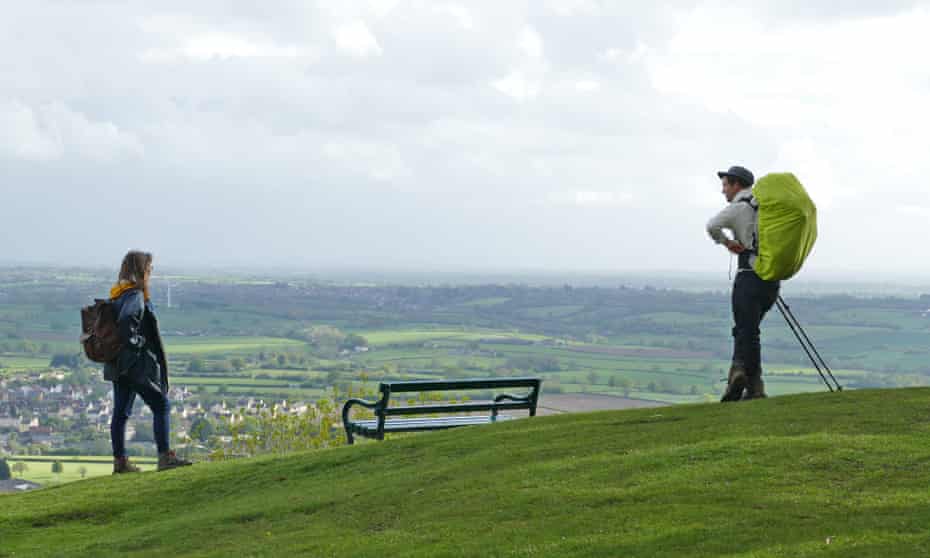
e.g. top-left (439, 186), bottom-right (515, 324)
top-left (492, 392), bottom-right (539, 419)
top-left (493, 393), bottom-right (531, 404)
top-left (342, 396), bottom-right (389, 444)
top-left (342, 398), bottom-right (380, 424)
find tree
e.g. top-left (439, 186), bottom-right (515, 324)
top-left (618, 377), bottom-right (633, 398)
top-left (133, 422), bottom-right (155, 443)
top-left (188, 358), bottom-right (205, 372)
top-left (79, 466), bottom-right (88, 479)
top-left (51, 461), bottom-right (64, 476)
top-left (190, 417), bottom-right (215, 442)
top-left (11, 462), bottom-right (28, 476)
top-left (340, 333), bottom-right (369, 351)
top-left (230, 358), bottom-right (245, 372)
top-left (276, 355), bottom-right (287, 368)
top-left (0, 458), bottom-right (10, 480)
top-left (49, 353), bottom-right (81, 370)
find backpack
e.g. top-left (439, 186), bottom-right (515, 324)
top-left (749, 172), bottom-right (818, 281)
top-left (80, 299), bottom-right (122, 363)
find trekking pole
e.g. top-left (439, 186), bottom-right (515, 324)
top-left (774, 297), bottom-right (832, 391)
top-left (777, 296), bottom-right (842, 391)
top-left (775, 296), bottom-right (842, 392)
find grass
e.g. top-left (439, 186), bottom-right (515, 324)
top-left (3, 388), bottom-right (930, 556)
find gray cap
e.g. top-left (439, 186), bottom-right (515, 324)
top-left (717, 165), bottom-right (755, 186)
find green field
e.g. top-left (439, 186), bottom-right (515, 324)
top-left (356, 329), bottom-right (546, 347)
top-left (164, 337), bottom-right (308, 355)
top-left (4, 389), bottom-right (930, 556)
top-left (6, 456), bottom-right (158, 485)
top-left (0, 356), bottom-right (51, 373)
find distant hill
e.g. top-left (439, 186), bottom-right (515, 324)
top-left (3, 388), bottom-right (930, 557)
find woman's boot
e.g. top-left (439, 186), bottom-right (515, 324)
top-left (113, 456), bottom-right (141, 474)
top-left (158, 450), bottom-right (193, 471)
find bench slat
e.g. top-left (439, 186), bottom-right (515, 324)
top-left (353, 415), bottom-right (513, 433)
top-left (383, 401), bottom-right (531, 416)
top-left (380, 377), bottom-right (540, 393)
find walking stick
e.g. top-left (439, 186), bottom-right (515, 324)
top-left (775, 296), bottom-right (842, 392)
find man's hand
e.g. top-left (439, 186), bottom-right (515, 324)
top-left (725, 240), bottom-right (745, 254)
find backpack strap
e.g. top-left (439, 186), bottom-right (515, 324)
top-left (737, 196), bottom-right (759, 270)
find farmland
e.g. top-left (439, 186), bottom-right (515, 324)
top-left (1, 267), bottom-right (927, 406)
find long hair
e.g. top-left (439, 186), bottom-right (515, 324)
top-left (118, 250), bottom-right (153, 288)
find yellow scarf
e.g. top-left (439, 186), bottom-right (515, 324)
top-left (110, 280), bottom-right (151, 301)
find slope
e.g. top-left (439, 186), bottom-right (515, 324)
top-left (2, 388), bottom-right (930, 557)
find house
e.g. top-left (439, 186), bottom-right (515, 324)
top-left (23, 426), bottom-right (53, 446)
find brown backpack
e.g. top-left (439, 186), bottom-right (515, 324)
top-left (80, 299), bottom-right (122, 363)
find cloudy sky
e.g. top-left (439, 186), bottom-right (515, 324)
top-left (2, 1), bottom-right (929, 278)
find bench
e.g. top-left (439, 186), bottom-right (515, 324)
top-left (341, 377), bottom-right (542, 444)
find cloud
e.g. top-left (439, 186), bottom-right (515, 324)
top-left (896, 205), bottom-right (930, 218)
top-left (141, 33), bottom-right (312, 62)
top-left (0, 100), bottom-right (143, 162)
top-left (645, 4), bottom-right (930, 198)
top-left (333, 20), bottom-right (383, 58)
top-left (1, 1), bottom-right (929, 275)
top-left (574, 80), bottom-right (600, 92)
top-left (545, 191), bottom-right (634, 207)
top-left (0, 101), bottom-right (61, 161)
top-left (492, 25), bottom-right (549, 101)
top-left (439, 4), bottom-right (475, 30)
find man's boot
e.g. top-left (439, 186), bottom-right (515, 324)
top-left (158, 450), bottom-right (193, 472)
top-left (720, 364), bottom-right (748, 403)
top-left (744, 376), bottom-right (767, 400)
top-left (113, 456), bottom-right (141, 475)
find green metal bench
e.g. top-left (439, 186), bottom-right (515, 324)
top-left (341, 377), bottom-right (542, 444)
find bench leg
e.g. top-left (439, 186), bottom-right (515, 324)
top-left (345, 427), bottom-right (355, 445)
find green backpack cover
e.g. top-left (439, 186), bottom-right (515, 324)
top-left (751, 173), bottom-right (818, 281)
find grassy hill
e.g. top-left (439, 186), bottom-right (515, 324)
top-left (3, 388), bottom-right (930, 557)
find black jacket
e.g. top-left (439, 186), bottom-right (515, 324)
top-left (102, 289), bottom-right (169, 391)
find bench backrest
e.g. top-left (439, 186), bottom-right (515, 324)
top-left (377, 377), bottom-right (541, 418)
top-left (380, 377), bottom-right (541, 393)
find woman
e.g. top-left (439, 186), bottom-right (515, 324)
top-left (104, 250), bottom-right (191, 473)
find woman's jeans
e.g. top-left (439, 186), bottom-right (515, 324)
top-left (732, 269), bottom-right (780, 376)
top-left (111, 372), bottom-right (170, 457)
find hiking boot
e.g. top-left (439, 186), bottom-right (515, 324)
top-left (113, 456), bottom-right (141, 475)
top-left (744, 376), bottom-right (767, 400)
top-left (158, 450), bottom-right (193, 472)
top-left (720, 364), bottom-right (748, 403)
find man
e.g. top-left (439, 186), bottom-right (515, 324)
top-left (706, 165), bottom-right (780, 402)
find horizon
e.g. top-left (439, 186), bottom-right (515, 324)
top-left (2, 261), bottom-right (928, 297)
